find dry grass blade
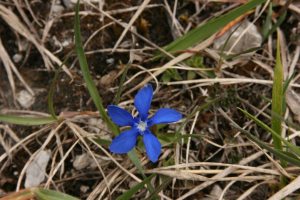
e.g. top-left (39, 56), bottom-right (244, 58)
top-left (268, 175), bottom-right (300, 200)
top-left (0, 4), bottom-right (73, 79)
top-left (124, 33), bottom-right (216, 95)
top-left (112, 0), bottom-right (151, 52)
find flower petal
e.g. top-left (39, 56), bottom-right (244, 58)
top-left (148, 108), bottom-right (182, 126)
top-left (143, 130), bottom-right (161, 162)
top-left (109, 129), bottom-right (139, 153)
top-left (134, 85), bottom-right (153, 121)
top-left (107, 105), bottom-right (134, 126)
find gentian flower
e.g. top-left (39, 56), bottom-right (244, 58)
top-left (107, 85), bottom-right (182, 162)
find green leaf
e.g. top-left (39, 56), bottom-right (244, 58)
top-left (161, 0), bottom-right (267, 53)
top-left (271, 38), bottom-right (286, 167)
top-left (145, 177), bottom-right (173, 200)
top-left (232, 125), bottom-right (300, 168)
top-left (0, 115), bottom-right (56, 125)
top-left (162, 74), bottom-right (171, 83)
top-left (282, 71), bottom-right (295, 112)
top-left (262, 2), bottom-right (272, 41)
top-left (74, 0), bottom-right (119, 136)
top-left (115, 62), bottom-right (131, 105)
top-left (175, 97), bottom-right (220, 139)
top-left (187, 70), bottom-right (196, 80)
top-left (175, 134), bottom-right (211, 143)
top-left (34, 188), bottom-right (80, 200)
top-left (238, 108), bottom-right (300, 157)
top-left (264, 11), bottom-right (287, 42)
top-left (91, 138), bottom-right (111, 146)
top-left (223, 46), bottom-right (262, 60)
top-left (276, 149), bottom-right (300, 161)
top-left (165, 69), bottom-right (182, 81)
top-left (127, 149), bottom-right (158, 200)
top-left (49, 46), bottom-right (80, 120)
top-left (116, 173), bottom-right (156, 200)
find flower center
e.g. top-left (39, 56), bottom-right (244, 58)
top-left (137, 121), bottom-right (147, 132)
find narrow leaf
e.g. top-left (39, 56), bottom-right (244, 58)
top-left (0, 115), bottom-right (56, 125)
top-left (238, 108), bottom-right (300, 157)
top-left (34, 188), bottom-right (80, 200)
top-left (232, 125), bottom-right (300, 168)
top-left (145, 177), bottom-right (173, 200)
top-left (175, 97), bottom-right (220, 138)
top-left (175, 134), bottom-right (211, 143)
top-left (48, 45), bottom-right (80, 120)
top-left (262, 2), bottom-right (272, 41)
top-left (115, 62), bottom-right (131, 105)
top-left (116, 173), bottom-right (156, 200)
top-left (271, 38), bottom-right (286, 167)
top-left (223, 46), bottom-right (262, 60)
top-left (162, 0), bottom-right (267, 53)
top-left (74, 0), bottom-right (119, 136)
top-left (127, 149), bottom-right (157, 199)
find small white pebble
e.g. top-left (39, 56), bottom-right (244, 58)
top-left (13, 54), bottom-right (23, 63)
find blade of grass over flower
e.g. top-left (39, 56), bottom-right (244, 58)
top-left (48, 45), bottom-right (81, 120)
top-left (116, 173), bottom-right (156, 200)
top-left (145, 177), bottom-right (173, 200)
top-left (271, 38), bottom-right (287, 170)
top-left (0, 115), bottom-right (56, 125)
top-left (175, 97), bottom-right (220, 139)
top-left (74, 0), bottom-right (119, 136)
top-left (34, 188), bottom-right (80, 200)
top-left (238, 108), bottom-right (300, 157)
top-left (127, 149), bottom-right (158, 199)
top-left (161, 0), bottom-right (267, 53)
top-left (115, 62), bottom-right (131, 105)
top-left (232, 125), bottom-right (300, 168)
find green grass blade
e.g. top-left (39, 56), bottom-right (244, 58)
top-left (238, 108), bottom-right (300, 157)
top-left (259, 94), bottom-right (272, 104)
top-left (162, 0), bottom-right (267, 53)
top-left (127, 149), bottom-right (158, 199)
top-left (262, 2), bottom-right (272, 41)
top-left (48, 46), bottom-right (80, 120)
top-left (175, 134), bottom-right (211, 143)
top-left (271, 38), bottom-right (286, 167)
top-left (0, 115), bottom-right (56, 125)
top-left (232, 125), bottom-right (300, 168)
top-left (218, 22), bottom-right (242, 69)
top-left (145, 177), bottom-right (173, 200)
top-left (224, 46), bottom-right (262, 60)
top-left (116, 173), bottom-right (156, 200)
top-left (115, 62), bottom-right (131, 105)
top-left (282, 71), bottom-right (295, 112)
top-left (175, 97), bottom-right (220, 139)
top-left (34, 188), bottom-right (80, 200)
top-left (74, 0), bottom-right (118, 136)
top-left (265, 11), bottom-right (287, 42)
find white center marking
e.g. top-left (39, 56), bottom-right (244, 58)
top-left (137, 121), bottom-right (147, 132)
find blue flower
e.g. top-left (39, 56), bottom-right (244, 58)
top-left (107, 85), bottom-right (182, 162)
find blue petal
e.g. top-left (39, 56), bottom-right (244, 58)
top-left (109, 129), bottom-right (139, 153)
top-left (143, 130), bottom-right (161, 162)
top-left (134, 85), bottom-right (153, 121)
top-left (107, 105), bottom-right (134, 126)
top-left (148, 108), bottom-right (182, 126)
